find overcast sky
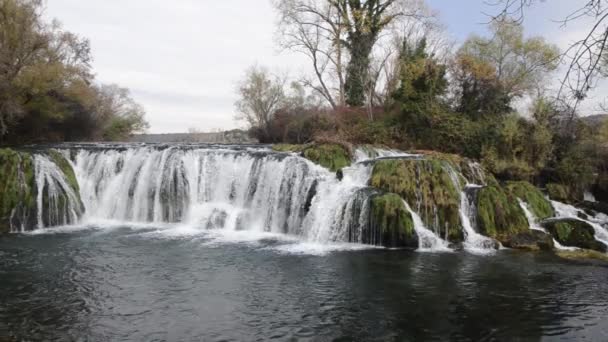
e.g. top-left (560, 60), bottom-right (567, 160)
top-left (46, 0), bottom-right (606, 133)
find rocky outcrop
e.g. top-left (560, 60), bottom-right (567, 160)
top-left (370, 158), bottom-right (464, 242)
top-left (0, 148), bottom-right (83, 233)
top-left (542, 218), bottom-right (607, 252)
top-left (475, 185), bottom-right (530, 243)
top-left (500, 230), bottom-right (554, 251)
top-left (369, 193), bottom-right (417, 248)
top-left (505, 181), bottom-right (554, 220)
top-left (0, 149), bottom-right (36, 233)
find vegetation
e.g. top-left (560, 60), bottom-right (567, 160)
top-left (302, 144), bottom-right (351, 172)
top-left (505, 181), bottom-right (554, 220)
top-left (542, 219), bottom-right (607, 252)
top-left (0, 0), bottom-right (147, 145)
top-left (370, 158), bottom-right (463, 242)
top-left (370, 193), bottom-right (416, 248)
top-left (475, 185), bottom-right (529, 241)
top-left (0, 148), bottom-right (35, 232)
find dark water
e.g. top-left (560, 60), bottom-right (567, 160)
top-left (1, 226), bottom-right (608, 342)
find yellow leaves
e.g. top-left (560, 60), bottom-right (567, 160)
top-left (455, 53), bottom-right (497, 82)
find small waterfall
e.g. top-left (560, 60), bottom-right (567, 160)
top-left (402, 200), bottom-right (451, 252)
top-left (34, 154), bottom-right (83, 229)
top-left (518, 200), bottom-right (576, 251)
top-left (353, 147), bottom-right (420, 163)
top-left (551, 200), bottom-right (608, 249)
top-left (445, 164), bottom-right (497, 253)
top-left (461, 186), bottom-right (498, 254)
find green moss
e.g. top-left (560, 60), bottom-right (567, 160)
top-left (0, 149), bottom-right (36, 233)
top-left (272, 144), bottom-right (308, 153)
top-left (556, 249), bottom-right (608, 262)
top-left (542, 219), bottom-right (607, 252)
top-left (476, 185), bottom-right (530, 241)
top-left (370, 158), bottom-right (463, 242)
top-left (370, 193), bottom-right (416, 247)
top-left (546, 183), bottom-right (570, 202)
top-left (505, 181), bottom-right (554, 220)
top-left (302, 144), bottom-right (351, 172)
top-left (48, 150), bottom-right (80, 193)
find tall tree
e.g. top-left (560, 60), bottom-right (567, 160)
top-left (331, 0), bottom-right (400, 106)
top-left (453, 21), bottom-right (560, 118)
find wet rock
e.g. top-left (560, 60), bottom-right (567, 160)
top-left (542, 218), bottom-right (608, 252)
top-left (368, 193), bottom-right (417, 248)
top-left (501, 230), bottom-right (554, 251)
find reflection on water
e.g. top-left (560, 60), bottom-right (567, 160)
top-left (1, 225), bottom-right (608, 341)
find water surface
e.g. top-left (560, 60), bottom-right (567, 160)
top-left (1, 225), bottom-right (608, 341)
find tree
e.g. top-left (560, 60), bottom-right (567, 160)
top-left (490, 0), bottom-right (608, 107)
top-left (235, 66), bottom-right (286, 139)
top-left (275, 0), bottom-right (346, 108)
top-left (94, 84), bottom-right (148, 141)
top-left (453, 21), bottom-right (559, 118)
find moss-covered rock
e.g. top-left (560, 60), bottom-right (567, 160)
top-left (0, 149), bottom-right (36, 233)
top-left (48, 150), bottom-right (80, 193)
top-left (369, 193), bottom-right (417, 248)
top-left (272, 143), bottom-right (352, 172)
top-left (556, 249), bottom-right (608, 262)
top-left (542, 218), bottom-right (607, 252)
top-left (476, 185), bottom-right (530, 242)
top-left (370, 158), bottom-right (464, 242)
top-left (505, 181), bottom-right (554, 220)
top-left (546, 183), bottom-right (570, 203)
top-left (302, 144), bottom-right (352, 172)
top-left (501, 230), bottom-right (554, 251)
top-left (272, 144), bottom-right (308, 153)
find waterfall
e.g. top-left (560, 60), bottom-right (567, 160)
top-left (34, 154), bottom-right (83, 229)
top-left (402, 200), bottom-right (451, 252)
top-left (551, 200), bottom-right (608, 248)
top-left (460, 186), bottom-right (499, 254)
top-left (518, 200), bottom-right (577, 251)
top-left (445, 164), bottom-right (497, 253)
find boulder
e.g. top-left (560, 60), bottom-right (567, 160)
top-left (501, 230), bottom-right (554, 251)
top-left (542, 218), bottom-right (607, 252)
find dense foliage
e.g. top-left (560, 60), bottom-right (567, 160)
top-left (236, 7), bottom-right (608, 204)
top-left (0, 0), bottom-right (147, 145)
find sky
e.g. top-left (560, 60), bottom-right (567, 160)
top-left (45, 0), bottom-right (606, 134)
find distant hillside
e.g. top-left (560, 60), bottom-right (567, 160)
top-left (581, 114), bottom-right (608, 126)
top-left (130, 129), bottom-right (257, 144)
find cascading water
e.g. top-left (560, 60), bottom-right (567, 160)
top-left (33, 154), bottom-right (83, 229)
top-left (445, 164), bottom-right (497, 253)
top-left (517, 200), bottom-right (577, 251)
top-left (551, 200), bottom-right (608, 248)
top-left (460, 186), bottom-right (499, 254)
top-left (402, 200), bottom-right (451, 252)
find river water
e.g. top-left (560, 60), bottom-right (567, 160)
top-left (1, 224), bottom-right (608, 341)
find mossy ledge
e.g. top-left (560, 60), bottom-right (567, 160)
top-left (370, 158), bottom-right (464, 242)
top-left (556, 249), bottom-right (608, 263)
top-left (272, 143), bottom-right (352, 172)
top-left (542, 218), bottom-right (607, 252)
top-left (0, 149), bottom-right (36, 233)
top-left (47, 149), bottom-right (80, 193)
top-left (475, 185), bottom-right (530, 243)
top-left (505, 181), bottom-right (554, 220)
top-left (369, 193), bottom-right (417, 248)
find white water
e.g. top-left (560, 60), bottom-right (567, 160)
top-left (445, 164), bottom-right (497, 254)
top-left (33, 154), bottom-right (82, 229)
top-left (517, 200), bottom-right (577, 251)
top-left (551, 200), bottom-right (608, 249)
top-left (460, 186), bottom-right (498, 254)
top-left (402, 200), bottom-right (451, 252)
top-left (353, 147), bottom-right (420, 163)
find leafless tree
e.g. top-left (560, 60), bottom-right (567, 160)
top-left (487, 0), bottom-right (608, 111)
top-left (235, 65), bottom-right (286, 136)
top-left (274, 0), bottom-right (347, 108)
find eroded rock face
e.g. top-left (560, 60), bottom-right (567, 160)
top-left (542, 218), bottom-right (608, 252)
